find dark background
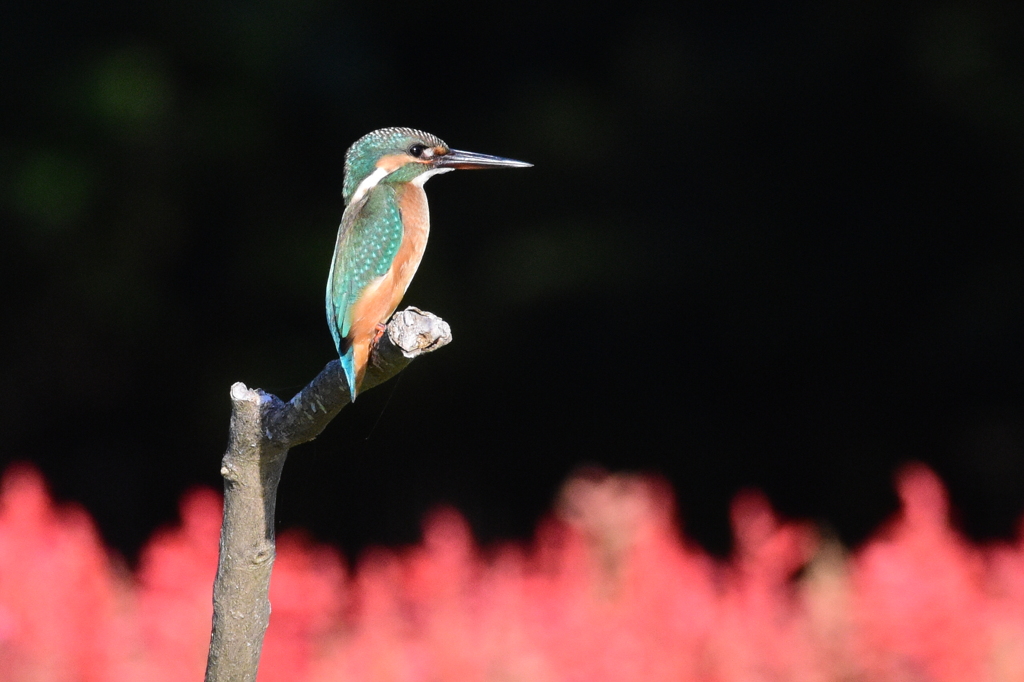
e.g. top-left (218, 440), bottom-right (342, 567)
top-left (3, 1), bottom-right (1023, 562)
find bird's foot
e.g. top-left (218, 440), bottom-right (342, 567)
top-left (371, 322), bottom-right (387, 347)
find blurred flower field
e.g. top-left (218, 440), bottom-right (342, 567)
top-left (1, 463), bottom-right (1023, 681)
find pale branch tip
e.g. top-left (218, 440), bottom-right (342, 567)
top-left (262, 307), bottom-right (452, 448)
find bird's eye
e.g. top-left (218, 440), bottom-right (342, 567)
top-left (409, 144), bottom-right (427, 158)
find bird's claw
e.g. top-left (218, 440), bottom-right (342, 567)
top-left (371, 322), bottom-right (387, 347)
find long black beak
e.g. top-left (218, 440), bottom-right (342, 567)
top-left (434, 149), bottom-right (532, 170)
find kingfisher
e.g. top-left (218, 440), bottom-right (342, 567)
top-left (327, 127), bottom-right (531, 400)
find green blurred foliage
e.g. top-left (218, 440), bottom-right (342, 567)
top-left (10, 149), bottom-right (95, 229)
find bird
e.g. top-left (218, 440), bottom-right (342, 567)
top-left (327, 127), bottom-right (531, 400)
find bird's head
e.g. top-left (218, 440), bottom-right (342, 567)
top-left (342, 127), bottom-right (531, 205)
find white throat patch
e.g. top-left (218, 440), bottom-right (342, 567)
top-left (411, 167), bottom-right (454, 187)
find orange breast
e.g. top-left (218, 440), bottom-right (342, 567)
top-left (347, 183), bottom-right (431, 386)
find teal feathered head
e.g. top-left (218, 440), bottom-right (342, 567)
top-left (342, 127), bottom-right (449, 205)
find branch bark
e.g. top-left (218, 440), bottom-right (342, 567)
top-left (204, 307), bottom-right (452, 682)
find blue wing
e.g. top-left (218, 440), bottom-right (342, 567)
top-left (326, 185), bottom-right (404, 398)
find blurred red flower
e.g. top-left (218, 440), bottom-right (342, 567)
top-left (2, 463), bottom-right (1023, 681)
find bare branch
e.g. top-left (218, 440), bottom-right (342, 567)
top-left (204, 308), bottom-right (452, 682)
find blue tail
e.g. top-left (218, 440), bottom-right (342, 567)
top-left (339, 348), bottom-right (359, 402)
